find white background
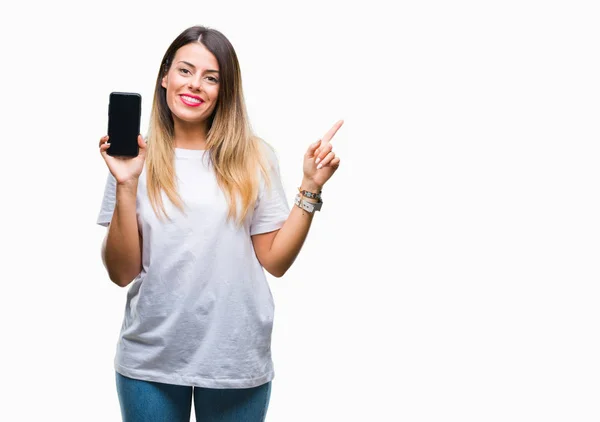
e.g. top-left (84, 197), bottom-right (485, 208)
top-left (1, 0), bottom-right (599, 421)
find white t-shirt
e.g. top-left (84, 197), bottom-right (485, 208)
top-left (96, 146), bottom-right (290, 388)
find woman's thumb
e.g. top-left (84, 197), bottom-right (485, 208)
top-left (138, 134), bottom-right (147, 154)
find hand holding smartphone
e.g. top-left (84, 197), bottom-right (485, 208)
top-left (107, 92), bottom-right (142, 158)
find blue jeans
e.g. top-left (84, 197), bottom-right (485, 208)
top-left (115, 372), bottom-right (271, 422)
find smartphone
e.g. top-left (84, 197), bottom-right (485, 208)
top-left (107, 92), bottom-right (142, 157)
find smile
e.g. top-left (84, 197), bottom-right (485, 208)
top-left (180, 95), bottom-right (204, 107)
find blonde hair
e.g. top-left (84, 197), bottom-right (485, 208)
top-left (145, 26), bottom-right (272, 226)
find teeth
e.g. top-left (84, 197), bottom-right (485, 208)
top-left (182, 95), bottom-right (202, 104)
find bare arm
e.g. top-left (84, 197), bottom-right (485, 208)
top-left (252, 120), bottom-right (343, 278)
top-left (251, 179), bottom-right (320, 278)
top-left (102, 181), bottom-right (142, 287)
top-left (98, 134), bottom-right (147, 288)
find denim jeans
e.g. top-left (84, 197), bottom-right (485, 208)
top-left (115, 371), bottom-right (272, 422)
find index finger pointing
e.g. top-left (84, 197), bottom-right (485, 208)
top-left (321, 119), bottom-right (344, 144)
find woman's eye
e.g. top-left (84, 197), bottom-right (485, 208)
top-left (179, 68), bottom-right (191, 75)
top-left (207, 77), bottom-right (219, 83)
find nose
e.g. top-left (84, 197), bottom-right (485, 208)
top-left (188, 76), bottom-right (203, 91)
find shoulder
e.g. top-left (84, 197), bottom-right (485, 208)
top-left (255, 137), bottom-right (281, 170)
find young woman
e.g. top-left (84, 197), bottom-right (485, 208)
top-left (97, 25), bottom-right (342, 422)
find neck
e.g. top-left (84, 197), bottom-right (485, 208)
top-left (173, 119), bottom-right (209, 150)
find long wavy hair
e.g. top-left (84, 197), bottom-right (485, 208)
top-left (145, 25), bottom-right (272, 225)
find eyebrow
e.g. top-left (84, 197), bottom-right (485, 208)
top-left (177, 61), bottom-right (219, 73)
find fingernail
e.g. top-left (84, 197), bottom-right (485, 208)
top-left (315, 158), bottom-right (321, 164)
top-left (317, 163), bottom-right (322, 169)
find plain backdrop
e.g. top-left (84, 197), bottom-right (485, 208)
top-left (1, 0), bottom-right (599, 421)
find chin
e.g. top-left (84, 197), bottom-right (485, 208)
top-left (173, 111), bottom-right (209, 125)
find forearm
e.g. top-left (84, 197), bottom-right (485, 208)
top-left (103, 181), bottom-right (142, 287)
top-left (267, 179), bottom-right (321, 276)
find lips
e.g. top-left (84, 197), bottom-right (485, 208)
top-left (180, 94), bottom-right (204, 107)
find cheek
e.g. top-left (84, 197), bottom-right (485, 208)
top-left (209, 85), bottom-right (220, 100)
top-left (165, 73), bottom-right (182, 91)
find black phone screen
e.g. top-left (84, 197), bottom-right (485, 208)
top-left (107, 92), bottom-right (141, 157)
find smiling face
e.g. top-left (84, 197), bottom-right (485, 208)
top-left (161, 42), bottom-right (220, 128)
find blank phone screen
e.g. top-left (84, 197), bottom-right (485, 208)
top-left (107, 92), bottom-right (141, 157)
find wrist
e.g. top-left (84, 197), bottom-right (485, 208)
top-left (300, 178), bottom-right (322, 194)
top-left (116, 179), bottom-right (139, 195)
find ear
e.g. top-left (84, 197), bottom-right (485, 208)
top-left (161, 74), bottom-right (168, 89)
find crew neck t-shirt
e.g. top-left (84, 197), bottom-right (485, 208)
top-left (96, 146), bottom-right (290, 388)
